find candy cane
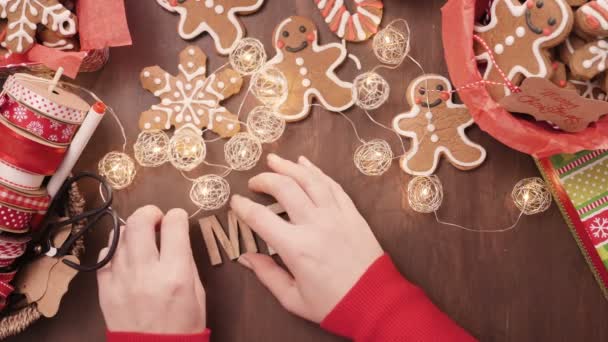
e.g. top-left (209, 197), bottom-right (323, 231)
top-left (314, 0), bottom-right (384, 42)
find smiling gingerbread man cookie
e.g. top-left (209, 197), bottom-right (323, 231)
top-left (392, 75), bottom-right (486, 176)
top-left (474, 0), bottom-right (573, 100)
top-left (266, 16), bottom-right (354, 121)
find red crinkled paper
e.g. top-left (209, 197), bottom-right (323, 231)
top-left (441, 0), bottom-right (608, 158)
top-left (0, 0), bottom-right (132, 78)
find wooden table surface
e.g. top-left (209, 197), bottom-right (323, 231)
top-left (7, 0), bottom-right (608, 341)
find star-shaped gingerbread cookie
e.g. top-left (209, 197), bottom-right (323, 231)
top-left (0, 0), bottom-right (78, 54)
top-left (392, 74), bottom-right (487, 176)
top-left (139, 45), bottom-right (243, 137)
top-left (156, 0), bottom-right (264, 55)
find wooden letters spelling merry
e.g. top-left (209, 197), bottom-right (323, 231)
top-left (198, 203), bottom-right (285, 266)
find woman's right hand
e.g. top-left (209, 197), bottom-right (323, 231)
top-left (231, 154), bottom-right (384, 323)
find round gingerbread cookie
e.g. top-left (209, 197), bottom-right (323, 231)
top-left (574, 0), bottom-right (608, 37)
top-left (567, 0), bottom-right (589, 6)
top-left (474, 0), bottom-right (574, 100)
top-left (314, 0), bottom-right (384, 42)
top-left (156, 0), bottom-right (264, 55)
top-left (37, 28), bottom-right (79, 51)
top-left (392, 74), bottom-right (486, 176)
top-left (569, 39), bottom-right (608, 79)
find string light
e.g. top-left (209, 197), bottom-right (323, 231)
top-left (229, 38), bottom-right (267, 76)
top-left (373, 19), bottom-right (411, 65)
top-left (168, 128), bottom-right (206, 171)
top-left (224, 132), bottom-right (262, 171)
top-left (353, 139), bottom-right (393, 176)
top-left (98, 151), bottom-right (137, 190)
top-left (251, 66), bottom-right (288, 108)
top-left (512, 177), bottom-right (552, 215)
top-left (246, 106), bottom-right (286, 143)
top-left (353, 72), bottom-right (391, 110)
top-left (133, 130), bottom-right (170, 167)
top-left (190, 175), bottom-right (231, 210)
top-left (407, 175), bottom-right (443, 213)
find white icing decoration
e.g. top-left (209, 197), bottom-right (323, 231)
top-left (143, 71), bottom-right (151, 77)
top-left (179, 64), bottom-right (206, 82)
top-left (227, 123), bottom-right (235, 130)
top-left (299, 67), bottom-right (308, 76)
top-left (474, 0), bottom-right (571, 96)
top-left (425, 112), bottom-right (433, 120)
top-left (154, 116), bottom-right (161, 123)
top-left (337, 12), bottom-right (350, 38)
top-left (154, 74), bottom-right (172, 96)
top-left (265, 17), bottom-right (354, 121)
top-left (583, 40), bottom-right (608, 71)
top-left (570, 79), bottom-right (605, 100)
top-left (352, 14), bottom-right (366, 41)
top-left (144, 123), bottom-right (151, 129)
top-left (187, 62), bottom-right (194, 68)
top-left (42, 39), bottom-right (74, 51)
top-left (357, 6), bottom-right (381, 26)
top-left (431, 134), bottom-right (439, 143)
top-left (505, 36), bottom-right (514, 46)
top-left (205, 0), bottom-right (213, 8)
top-left (215, 5), bottom-right (224, 14)
top-left (154, 78), bottom-right (162, 85)
top-left (494, 44), bottom-right (504, 55)
top-left (217, 81), bottom-right (225, 89)
top-left (188, 48), bottom-right (195, 56)
top-left (325, 0), bottom-right (343, 24)
top-left (174, 91), bottom-right (180, 98)
top-left (392, 75), bottom-right (486, 176)
top-left (230, 77), bottom-right (238, 84)
top-left (216, 115), bottom-right (223, 122)
top-left (302, 79), bottom-right (311, 87)
top-left (156, 0), bottom-right (265, 55)
top-left (427, 124), bottom-right (435, 132)
top-left (185, 115), bottom-right (192, 122)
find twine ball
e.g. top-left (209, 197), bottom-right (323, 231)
top-left (229, 38), bottom-right (267, 76)
top-left (512, 177), bottom-right (552, 215)
top-left (246, 106), bottom-right (286, 143)
top-left (251, 66), bottom-right (288, 108)
top-left (133, 130), bottom-right (170, 167)
top-left (353, 72), bottom-right (391, 110)
top-left (373, 22), bottom-right (410, 65)
top-left (224, 133), bottom-right (262, 171)
top-left (98, 151), bottom-right (137, 190)
top-left (190, 175), bottom-right (231, 210)
top-left (353, 139), bottom-right (393, 176)
top-left (407, 175), bottom-right (443, 213)
top-left (168, 128), bottom-right (206, 171)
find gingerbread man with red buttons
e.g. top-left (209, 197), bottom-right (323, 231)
top-left (267, 16), bottom-right (354, 122)
top-left (474, 0), bottom-right (573, 100)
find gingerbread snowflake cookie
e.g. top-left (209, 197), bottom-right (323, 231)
top-left (156, 0), bottom-right (264, 55)
top-left (267, 16), bottom-right (354, 121)
top-left (392, 75), bottom-right (486, 176)
top-left (140, 45), bottom-right (243, 137)
top-left (474, 0), bottom-right (573, 100)
top-left (0, 0), bottom-right (77, 54)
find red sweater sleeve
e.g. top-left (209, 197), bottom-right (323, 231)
top-left (321, 254), bottom-right (476, 342)
top-left (106, 329), bottom-right (210, 342)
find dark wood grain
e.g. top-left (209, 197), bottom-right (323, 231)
top-left (7, 0), bottom-right (608, 341)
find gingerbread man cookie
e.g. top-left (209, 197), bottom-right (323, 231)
top-left (574, 0), bottom-right (608, 37)
top-left (392, 75), bottom-right (486, 176)
top-left (474, 0), bottom-right (573, 100)
top-left (0, 0), bottom-right (77, 54)
top-left (156, 0), bottom-right (264, 55)
top-left (139, 46), bottom-right (243, 137)
top-left (266, 16), bottom-right (354, 121)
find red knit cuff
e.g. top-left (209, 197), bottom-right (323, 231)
top-left (321, 254), bottom-right (476, 341)
top-left (106, 329), bottom-right (211, 342)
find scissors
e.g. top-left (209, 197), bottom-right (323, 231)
top-left (25, 172), bottom-right (121, 272)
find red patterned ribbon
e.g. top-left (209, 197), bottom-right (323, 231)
top-left (0, 182), bottom-right (50, 212)
top-left (0, 120), bottom-right (67, 175)
top-left (0, 202), bottom-right (34, 233)
top-left (0, 259), bottom-right (15, 268)
top-left (0, 238), bottom-right (27, 260)
top-left (0, 95), bottom-right (79, 145)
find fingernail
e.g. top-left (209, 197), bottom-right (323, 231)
top-left (238, 256), bottom-right (253, 270)
top-left (267, 153), bottom-right (279, 162)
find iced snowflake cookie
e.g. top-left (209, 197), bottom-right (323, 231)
top-left (139, 45), bottom-right (243, 137)
top-left (392, 74), bottom-right (486, 176)
top-left (266, 16), bottom-right (354, 121)
top-left (314, 0), bottom-right (384, 42)
top-left (569, 39), bottom-right (608, 80)
top-left (0, 0), bottom-right (77, 54)
top-left (156, 0), bottom-right (264, 55)
top-left (474, 0), bottom-right (573, 100)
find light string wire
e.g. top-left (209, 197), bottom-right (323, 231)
top-left (434, 209), bottom-right (525, 233)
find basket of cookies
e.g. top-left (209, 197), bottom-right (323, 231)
top-left (0, 0), bottom-right (131, 78)
top-left (441, 0), bottom-right (608, 158)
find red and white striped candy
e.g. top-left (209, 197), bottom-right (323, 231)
top-left (315, 0), bottom-right (384, 42)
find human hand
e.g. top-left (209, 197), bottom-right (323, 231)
top-left (97, 206), bottom-right (206, 334)
top-left (232, 154), bottom-right (384, 323)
